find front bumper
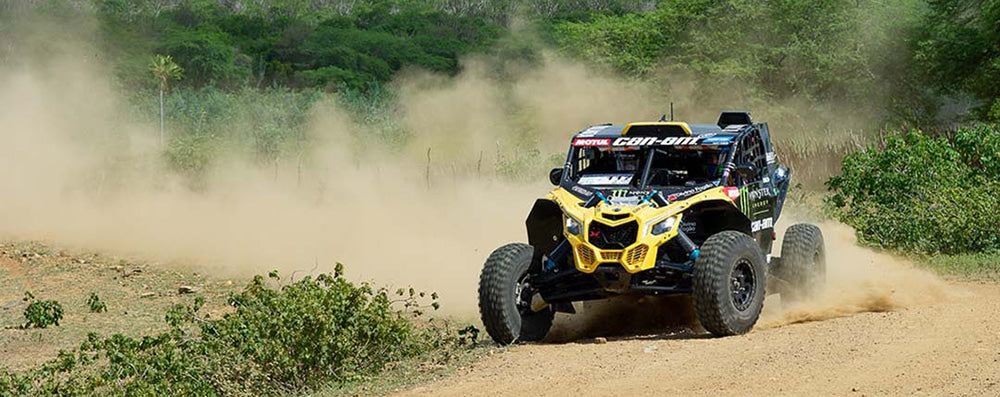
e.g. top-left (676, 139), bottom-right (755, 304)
top-left (534, 263), bottom-right (694, 303)
top-left (567, 214), bottom-right (681, 274)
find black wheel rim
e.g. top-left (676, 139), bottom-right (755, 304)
top-left (730, 259), bottom-right (756, 311)
top-left (514, 272), bottom-right (533, 315)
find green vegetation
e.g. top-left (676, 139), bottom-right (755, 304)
top-left (0, 268), bottom-right (468, 396)
top-left (4, 0), bottom-right (998, 184)
top-left (151, 54), bottom-right (184, 146)
top-left (22, 293), bottom-right (65, 329)
top-left (93, 0), bottom-right (507, 91)
top-left (86, 293), bottom-right (108, 313)
top-left (917, 253), bottom-right (1000, 280)
top-left (915, 0), bottom-right (1000, 121)
top-left (826, 124), bottom-right (1000, 256)
top-left (2, 0), bottom-right (1000, 388)
top-left (4, 0), bottom-right (998, 117)
top-left (554, 0), bottom-right (927, 123)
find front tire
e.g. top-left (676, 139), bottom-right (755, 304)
top-left (774, 223), bottom-right (826, 304)
top-left (478, 243), bottom-right (554, 344)
top-left (693, 231), bottom-right (767, 336)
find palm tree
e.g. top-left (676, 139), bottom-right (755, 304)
top-left (150, 54), bottom-right (183, 148)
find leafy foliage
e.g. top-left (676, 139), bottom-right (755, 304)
top-left (552, 0), bottom-right (924, 118)
top-left (826, 124), bottom-right (1000, 254)
top-left (89, 0), bottom-right (506, 91)
top-left (87, 293), bottom-right (108, 313)
top-left (0, 268), bottom-right (463, 396)
top-left (22, 293), bottom-right (64, 329)
top-left (5, 0), bottom-right (1000, 126)
top-left (915, 0), bottom-right (1000, 121)
top-left (150, 54), bottom-right (183, 90)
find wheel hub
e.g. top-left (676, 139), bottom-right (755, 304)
top-left (514, 274), bottom-right (533, 314)
top-left (730, 259), bottom-right (756, 311)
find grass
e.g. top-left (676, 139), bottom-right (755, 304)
top-left (912, 253), bottom-right (1000, 281)
top-left (0, 240), bottom-right (485, 395)
top-left (781, 195), bottom-right (1000, 281)
top-left (135, 86), bottom-right (864, 188)
top-left (0, 241), bottom-right (240, 372)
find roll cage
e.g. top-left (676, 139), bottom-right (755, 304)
top-left (558, 122), bottom-right (777, 196)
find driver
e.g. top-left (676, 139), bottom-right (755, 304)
top-left (615, 151), bottom-right (640, 172)
top-left (698, 150), bottom-right (726, 178)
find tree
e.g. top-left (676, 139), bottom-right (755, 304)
top-left (915, 0), bottom-right (1000, 121)
top-left (150, 54), bottom-right (183, 147)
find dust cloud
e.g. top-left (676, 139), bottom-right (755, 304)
top-left (0, 18), bottom-right (940, 324)
top-left (541, 220), bottom-right (951, 342)
top-left (758, 220), bottom-right (951, 328)
top-left (0, 34), bottom-right (668, 317)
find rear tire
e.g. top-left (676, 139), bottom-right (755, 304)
top-left (478, 243), bottom-right (554, 344)
top-left (693, 231), bottom-right (767, 336)
top-left (774, 223), bottom-right (825, 304)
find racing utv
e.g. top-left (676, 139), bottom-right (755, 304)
top-left (478, 111), bottom-right (825, 344)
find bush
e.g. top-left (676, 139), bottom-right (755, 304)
top-left (22, 292), bottom-right (64, 329)
top-left (826, 125), bottom-right (1000, 254)
top-left (0, 267), bottom-right (459, 395)
top-left (87, 293), bottom-right (107, 313)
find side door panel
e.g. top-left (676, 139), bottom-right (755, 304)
top-left (734, 127), bottom-right (776, 254)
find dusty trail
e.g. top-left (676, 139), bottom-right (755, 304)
top-left (402, 281), bottom-right (1000, 396)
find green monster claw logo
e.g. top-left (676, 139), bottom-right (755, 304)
top-left (738, 186), bottom-right (750, 216)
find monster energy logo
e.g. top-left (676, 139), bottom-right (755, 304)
top-left (738, 186), bottom-right (751, 216)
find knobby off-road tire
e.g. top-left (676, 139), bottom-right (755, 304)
top-left (774, 223), bottom-right (826, 304)
top-left (479, 243), bottom-right (554, 344)
top-left (693, 231), bottom-right (768, 337)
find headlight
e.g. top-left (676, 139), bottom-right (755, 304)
top-left (650, 216), bottom-right (677, 236)
top-left (564, 215), bottom-right (582, 236)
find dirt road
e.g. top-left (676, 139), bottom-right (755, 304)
top-left (402, 281), bottom-right (999, 396)
top-left (401, 221), bottom-right (1000, 397)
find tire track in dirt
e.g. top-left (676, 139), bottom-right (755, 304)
top-left (400, 222), bottom-right (997, 396)
top-left (401, 281), bottom-right (1000, 396)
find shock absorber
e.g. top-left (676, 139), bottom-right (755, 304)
top-left (675, 229), bottom-right (700, 260)
top-left (545, 239), bottom-right (571, 271)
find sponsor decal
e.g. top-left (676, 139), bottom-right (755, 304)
top-left (751, 217), bottom-right (774, 233)
top-left (747, 187), bottom-right (774, 201)
top-left (578, 125), bottom-right (610, 137)
top-left (701, 136), bottom-right (735, 145)
top-left (570, 185), bottom-right (593, 197)
top-left (578, 174), bottom-right (633, 186)
top-left (766, 152), bottom-right (776, 163)
top-left (608, 195), bottom-right (641, 206)
top-left (573, 138), bottom-right (611, 147)
top-left (722, 186), bottom-right (741, 200)
top-left (611, 136), bottom-right (728, 147)
top-left (607, 189), bottom-right (657, 198)
top-left (666, 182), bottom-right (716, 202)
top-left (680, 220), bottom-right (696, 234)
